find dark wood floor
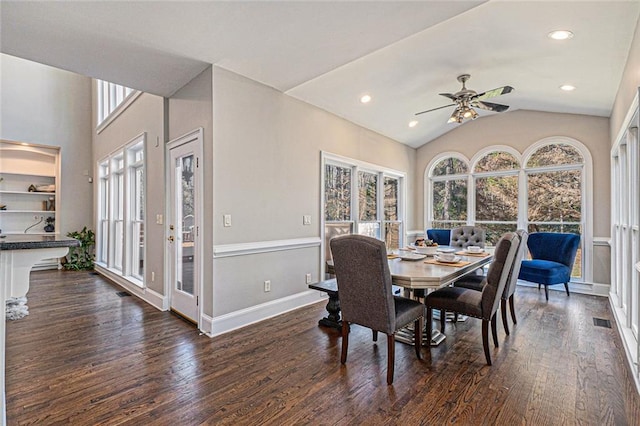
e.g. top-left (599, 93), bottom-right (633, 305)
top-left (6, 270), bottom-right (640, 425)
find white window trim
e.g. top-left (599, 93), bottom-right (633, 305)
top-left (95, 132), bottom-right (147, 288)
top-left (321, 151), bottom-right (406, 276)
top-left (96, 81), bottom-right (142, 135)
top-left (424, 137), bottom-right (593, 283)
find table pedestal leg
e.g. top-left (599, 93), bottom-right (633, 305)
top-left (318, 291), bottom-right (341, 329)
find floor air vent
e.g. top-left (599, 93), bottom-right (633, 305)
top-left (593, 318), bottom-right (612, 328)
top-left (116, 291), bottom-right (131, 298)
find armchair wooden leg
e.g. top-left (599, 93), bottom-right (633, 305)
top-left (414, 317), bottom-right (423, 360)
top-left (544, 284), bottom-right (549, 301)
top-left (440, 309), bottom-right (446, 333)
top-left (491, 314), bottom-right (499, 348)
top-left (509, 295), bottom-right (517, 324)
top-left (501, 298), bottom-right (510, 336)
top-left (341, 321), bottom-right (350, 364)
top-left (387, 334), bottom-right (395, 385)
top-left (564, 282), bottom-right (570, 296)
top-left (482, 319), bottom-right (492, 366)
top-left (372, 330), bottom-right (378, 342)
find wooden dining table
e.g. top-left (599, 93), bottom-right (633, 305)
top-left (322, 246), bottom-right (494, 345)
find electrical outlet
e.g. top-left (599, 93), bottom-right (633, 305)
top-left (264, 280), bottom-right (271, 292)
top-left (305, 273), bottom-right (312, 284)
top-left (34, 215), bottom-right (39, 220)
top-left (303, 215), bottom-right (311, 225)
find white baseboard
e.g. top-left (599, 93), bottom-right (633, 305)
top-left (94, 265), bottom-right (167, 311)
top-left (203, 290), bottom-right (324, 337)
top-left (516, 280), bottom-right (610, 297)
top-left (608, 293), bottom-right (640, 395)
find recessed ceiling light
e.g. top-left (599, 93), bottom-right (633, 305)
top-left (548, 30), bottom-right (574, 40)
top-left (560, 84), bottom-right (576, 91)
top-left (360, 94), bottom-right (372, 104)
top-left (408, 120), bottom-right (418, 128)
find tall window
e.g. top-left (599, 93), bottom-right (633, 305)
top-left (97, 162), bottom-right (110, 264)
top-left (474, 151), bottom-right (519, 244)
top-left (128, 142), bottom-right (145, 280)
top-left (429, 156), bottom-right (468, 230)
top-left (426, 139), bottom-right (590, 280)
top-left (525, 144), bottom-right (584, 278)
top-left (96, 80), bottom-right (137, 128)
top-left (96, 134), bottom-right (146, 286)
top-left (323, 153), bottom-right (405, 260)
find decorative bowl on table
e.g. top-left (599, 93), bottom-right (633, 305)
top-left (414, 245), bottom-right (438, 255)
top-left (413, 238), bottom-right (438, 255)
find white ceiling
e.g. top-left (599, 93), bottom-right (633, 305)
top-left (2, 1), bottom-right (639, 148)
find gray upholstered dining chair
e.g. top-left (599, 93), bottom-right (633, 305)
top-left (330, 234), bottom-right (424, 385)
top-left (449, 226), bottom-right (486, 249)
top-left (455, 229), bottom-right (529, 335)
top-left (425, 232), bottom-right (519, 365)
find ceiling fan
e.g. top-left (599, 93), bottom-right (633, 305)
top-left (415, 74), bottom-right (514, 123)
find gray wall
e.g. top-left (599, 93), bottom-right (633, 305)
top-left (610, 13), bottom-right (640, 144)
top-left (415, 109), bottom-right (611, 284)
top-left (92, 90), bottom-right (166, 295)
top-left (211, 67), bottom-right (417, 316)
top-left (0, 54), bottom-right (93, 236)
top-left (168, 66), bottom-right (214, 314)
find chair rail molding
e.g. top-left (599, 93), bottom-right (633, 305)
top-left (213, 237), bottom-right (321, 258)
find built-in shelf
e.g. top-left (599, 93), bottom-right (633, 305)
top-left (0, 190), bottom-right (55, 195)
top-left (0, 140), bottom-right (61, 267)
top-left (0, 210), bottom-right (56, 213)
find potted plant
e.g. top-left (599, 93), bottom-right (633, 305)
top-left (64, 226), bottom-right (95, 270)
top-left (44, 216), bottom-right (55, 232)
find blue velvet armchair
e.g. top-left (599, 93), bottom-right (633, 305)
top-left (518, 232), bottom-right (580, 300)
top-left (426, 229), bottom-right (451, 246)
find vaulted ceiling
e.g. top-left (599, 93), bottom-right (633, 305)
top-left (2, 1), bottom-right (639, 148)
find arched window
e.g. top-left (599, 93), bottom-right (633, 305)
top-left (524, 142), bottom-right (585, 279)
top-left (427, 155), bottom-right (469, 230)
top-left (426, 138), bottom-right (592, 281)
top-left (472, 150), bottom-right (520, 245)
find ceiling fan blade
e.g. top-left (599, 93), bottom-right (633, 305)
top-left (415, 103), bottom-right (456, 116)
top-left (439, 92), bottom-right (458, 101)
top-left (473, 101), bottom-right (510, 112)
top-left (474, 86), bottom-right (514, 101)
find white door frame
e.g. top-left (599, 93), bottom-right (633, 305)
top-left (165, 127), bottom-right (204, 326)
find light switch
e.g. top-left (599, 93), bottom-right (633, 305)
top-left (156, 214), bottom-right (163, 225)
top-left (223, 214), bottom-right (232, 227)
top-left (303, 215), bottom-right (311, 225)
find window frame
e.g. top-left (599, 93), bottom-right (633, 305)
top-left (321, 152), bottom-right (406, 274)
top-left (95, 133), bottom-right (147, 287)
top-left (470, 146), bottom-right (521, 245)
top-left (425, 138), bottom-right (593, 283)
top-left (96, 79), bottom-right (141, 134)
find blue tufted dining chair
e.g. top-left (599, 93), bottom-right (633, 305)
top-left (426, 229), bottom-right (451, 246)
top-left (518, 232), bottom-right (580, 301)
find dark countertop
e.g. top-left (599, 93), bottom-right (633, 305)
top-left (0, 234), bottom-right (80, 250)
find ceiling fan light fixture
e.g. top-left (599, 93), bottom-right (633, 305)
top-left (548, 30), bottom-right (574, 40)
